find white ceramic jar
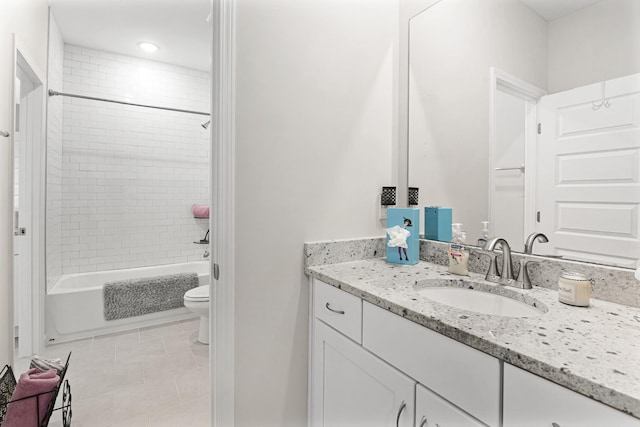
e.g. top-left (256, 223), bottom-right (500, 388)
top-left (558, 272), bottom-right (591, 307)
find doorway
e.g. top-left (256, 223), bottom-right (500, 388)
top-left (13, 44), bottom-right (46, 359)
top-left (489, 68), bottom-right (545, 251)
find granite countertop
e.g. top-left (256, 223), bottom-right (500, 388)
top-left (305, 258), bottom-right (640, 419)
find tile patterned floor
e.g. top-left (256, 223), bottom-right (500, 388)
top-left (38, 318), bottom-right (210, 427)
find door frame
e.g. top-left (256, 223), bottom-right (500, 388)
top-left (489, 68), bottom-right (546, 241)
top-left (12, 36), bottom-right (47, 358)
top-left (210, 1), bottom-right (236, 426)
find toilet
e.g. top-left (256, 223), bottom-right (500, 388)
top-left (183, 285), bottom-right (210, 344)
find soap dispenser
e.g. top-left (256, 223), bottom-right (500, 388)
top-left (477, 221), bottom-right (490, 247)
top-left (448, 223), bottom-right (469, 276)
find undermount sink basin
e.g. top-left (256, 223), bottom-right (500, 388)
top-left (416, 279), bottom-right (547, 318)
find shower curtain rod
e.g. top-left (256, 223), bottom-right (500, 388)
top-left (48, 90), bottom-right (210, 117)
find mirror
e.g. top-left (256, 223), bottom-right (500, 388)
top-left (406, 0), bottom-right (640, 268)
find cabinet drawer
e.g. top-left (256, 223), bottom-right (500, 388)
top-left (362, 302), bottom-right (500, 427)
top-left (504, 364), bottom-right (640, 427)
top-left (313, 279), bottom-right (362, 343)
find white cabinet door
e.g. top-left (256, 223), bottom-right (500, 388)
top-left (311, 319), bottom-right (415, 427)
top-left (415, 384), bottom-right (484, 427)
top-left (503, 364), bottom-right (640, 427)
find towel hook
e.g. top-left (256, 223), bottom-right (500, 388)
top-left (592, 81), bottom-right (611, 111)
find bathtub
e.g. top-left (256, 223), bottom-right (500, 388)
top-left (45, 261), bottom-right (209, 343)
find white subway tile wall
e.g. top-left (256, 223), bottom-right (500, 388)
top-left (46, 17), bottom-right (65, 290)
top-left (51, 44), bottom-right (210, 276)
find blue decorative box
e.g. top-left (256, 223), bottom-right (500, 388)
top-left (424, 207), bottom-right (452, 242)
top-left (386, 208), bottom-right (420, 265)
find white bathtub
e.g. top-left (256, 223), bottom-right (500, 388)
top-left (45, 261), bottom-right (209, 343)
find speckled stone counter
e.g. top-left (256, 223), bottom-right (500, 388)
top-left (305, 257), bottom-right (640, 419)
top-left (305, 237), bottom-right (640, 307)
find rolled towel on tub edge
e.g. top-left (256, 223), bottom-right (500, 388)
top-left (192, 204), bottom-right (210, 219)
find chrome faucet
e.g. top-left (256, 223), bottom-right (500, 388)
top-left (524, 232), bottom-right (548, 254)
top-left (483, 237), bottom-right (515, 286)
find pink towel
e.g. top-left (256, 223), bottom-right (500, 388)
top-left (192, 204), bottom-right (210, 219)
top-left (3, 368), bottom-right (60, 427)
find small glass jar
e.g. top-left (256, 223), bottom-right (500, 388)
top-left (558, 272), bottom-right (591, 307)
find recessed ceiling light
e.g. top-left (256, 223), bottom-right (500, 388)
top-left (138, 42), bottom-right (158, 53)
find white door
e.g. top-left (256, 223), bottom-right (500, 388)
top-left (311, 319), bottom-right (415, 427)
top-left (490, 69), bottom-right (545, 251)
top-left (14, 64), bottom-right (34, 357)
top-left (12, 48), bottom-right (46, 358)
top-left (492, 85), bottom-right (528, 250)
top-left (537, 73), bottom-right (640, 267)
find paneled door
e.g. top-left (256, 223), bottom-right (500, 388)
top-left (536, 73), bottom-right (640, 267)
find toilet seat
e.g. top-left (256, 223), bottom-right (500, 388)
top-left (184, 285), bottom-right (209, 301)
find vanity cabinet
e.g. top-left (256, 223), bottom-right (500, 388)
top-left (311, 319), bottom-right (415, 427)
top-left (311, 279), bottom-right (492, 427)
top-left (415, 383), bottom-right (485, 427)
top-left (503, 364), bottom-right (640, 427)
top-left (310, 279), bottom-right (640, 427)
top-left (362, 302), bottom-right (500, 427)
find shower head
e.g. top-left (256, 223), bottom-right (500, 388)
top-left (201, 120), bottom-right (211, 129)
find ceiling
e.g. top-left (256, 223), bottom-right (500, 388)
top-left (51, 0), bottom-right (212, 71)
top-left (520, 0), bottom-right (603, 21)
top-left (51, 0), bottom-right (602, 71)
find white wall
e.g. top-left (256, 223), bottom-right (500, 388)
top-left (48, 45), bottom-right (210, 277)
top-left (548, 0), bottom-right (640, 93)
top-left (234, 0), bottom-right (396, 425)
top-left (406, 0), bottom-right (547, 240)
top-left (47, 15), bottom-right (65, 290)
top-left (0, 0), bottom-right (49, 366)
top-left (398, 0), bottom-right (442, 207)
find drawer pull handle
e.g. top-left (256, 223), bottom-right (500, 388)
top-left (418, 416), bottom-right (427, 427)
top-left (325, 302), bottom-right (345, 315)
top-left (396, 401), bottom-right (406, 427)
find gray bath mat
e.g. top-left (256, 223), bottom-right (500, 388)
top-left (103, 272), bottom-right (199, 321)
